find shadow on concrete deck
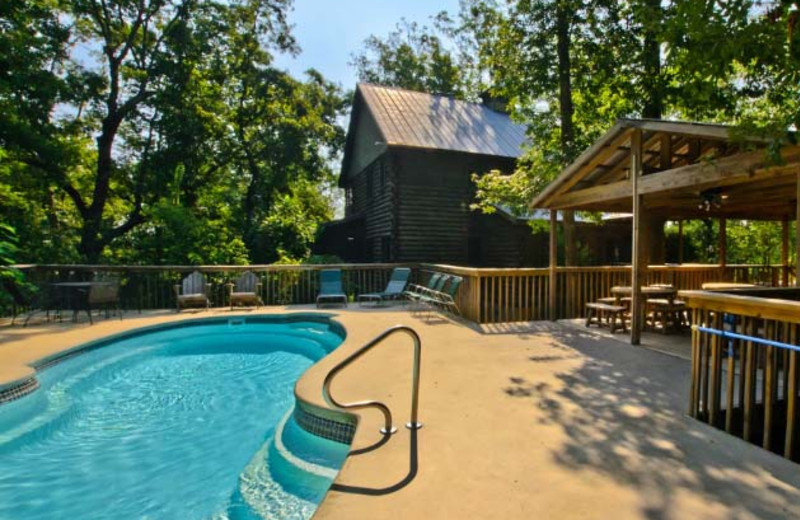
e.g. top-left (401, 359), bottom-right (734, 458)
top-left (330, 429), bottom-right (419, 496)
top-left (505, 325), bottom-right (800, 519)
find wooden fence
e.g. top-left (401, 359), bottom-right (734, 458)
top-left (11, 264), bottom-right (407, 313)
top-left (681, 288), bottom-right (800, 463)
top-left (425, 264), bottom-right (791, 324)
top-left (7, 263), bottom-right (790, 324)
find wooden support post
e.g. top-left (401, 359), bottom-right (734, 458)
top-left (660, 134), bottom-right (672, 170)
top-left (782, 218), bottom-right (790, 286)
top-left (719, 218), bottom-right (727, 267)
top-left (678, 220), bottom-right (684, 264)
top-left (631, 129), bottom-right (644, 345)
top-left (796, 172), bottom-right (800, 287)
top-left (549, 210), bottom-right (558, 321)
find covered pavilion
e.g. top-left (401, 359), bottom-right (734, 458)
top-left (530, 118), bottom-right (800, 344)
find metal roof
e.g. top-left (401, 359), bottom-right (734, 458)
top-left (358, 84), bottom-right (527, 158)
top-left (529, 118), bottom-right (800, 221)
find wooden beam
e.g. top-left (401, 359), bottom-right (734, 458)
top-left (594, 132), bottom-right (670, 186)
top-left (783, 218), bottom-right (790, 286)
top-left (531, 123), bottom-right (630, 208)
top-left (631, 129), bottom-right (644, 345)
top-left (550, 145), bottom-right (800, 210)
top-left (796, 171), bottom-right (800, 288)
top-left (626, 119), bottom-right (734, 141)
top-left (660, 134), bottom-right (672, 169)
top-left (549, 210), bottom-right (558, 320)
top-left (556, 131), bottom-right (635, 197)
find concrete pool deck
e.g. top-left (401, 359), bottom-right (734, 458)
top-left (2, 307), bottom-right (799, 519)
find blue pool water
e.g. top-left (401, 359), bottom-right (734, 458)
top-left (0, 317), bottom-right (350, 520)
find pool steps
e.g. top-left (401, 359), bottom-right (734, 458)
top-left (273, 408), bottom-right (339, 479)
top-left (227, 407), bottom-right (345, 519)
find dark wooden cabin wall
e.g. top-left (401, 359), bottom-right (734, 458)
top-left (336, 145), bottom-right (631, 266)
top-left (394, 149), bottom-right (515, 264)
top-left (468, 212), bottom-right (555, 267)
top-left (342, 155), bottom-right (397, 261)
top-left (364, 156), bottom-right (396, 261)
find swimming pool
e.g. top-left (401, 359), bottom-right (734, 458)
top-left (0, 316), bottom-right (351, 519)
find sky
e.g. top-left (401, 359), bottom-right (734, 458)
top-left (273, 0), bottom-right (462, 89)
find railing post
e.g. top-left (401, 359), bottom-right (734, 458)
top-left (631, 129), bottom-right (644, 345)
top-left (549, 210), bottom-right (558, 321)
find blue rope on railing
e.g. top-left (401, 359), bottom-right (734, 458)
top-left (694, 325), bottom-right (800, 354)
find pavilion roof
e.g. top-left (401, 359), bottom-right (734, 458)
top-left (530, 119), bottom-right (800, 221)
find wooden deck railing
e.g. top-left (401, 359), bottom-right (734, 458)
top-left (7, 263), bottom-right (790, 324)
top-left (12, 264), bottom-right (408, 312)
top-left (681, 288), bottom-right (800, 463)
top-left (425, 263), bottom-right (791, 324)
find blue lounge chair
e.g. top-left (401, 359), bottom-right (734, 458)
top-left (358, 268), bottom-right (411, 306)
top-left (428, 276), bottom-right (463, 316)
top-left (404, 273), bottom-right (445, 304)
top-left (316, 269), bottom-right (348, 308)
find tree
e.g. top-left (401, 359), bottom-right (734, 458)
top-left (1, 0), bottom-right (347, 265)
top-left (466, 0), bottom-right (795, 231)
top-left (351, 18), bottom-right (477, 98)
top-left (0, 0), bottom-right (298, 262)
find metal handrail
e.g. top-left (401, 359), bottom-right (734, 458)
top-left (322, 325), bottom-right (423, 435)
top-left (694, 325), bottom-right (800, 353)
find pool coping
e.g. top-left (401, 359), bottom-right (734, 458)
top-left (0, 313), bottom-right (360, 444)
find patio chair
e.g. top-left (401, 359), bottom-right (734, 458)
top-left (174, 271), bottom-right (211, 312)
top-left (227, 271), bottom-right (263, 310)
top-left (417, 276), bottom-right (463, 316)
top-left (316, 269), bottom-right (348, 308)
top-left (4, 278), bottom-right (45, 326)
top-left (88, 273), bottom-right (122, 320)
top-left (404, 272), bottom-right (446, 304)
top-left (357, 268), bottom-right (411, 306)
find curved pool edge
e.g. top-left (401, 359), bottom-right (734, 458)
top-left (0, 313), bottom-right (347, 410)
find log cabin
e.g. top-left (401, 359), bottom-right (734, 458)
top-left (315, 84), bottom-right (629, 266)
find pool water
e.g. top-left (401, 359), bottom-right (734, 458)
top-left (0, 318), bottom-right (350, 520)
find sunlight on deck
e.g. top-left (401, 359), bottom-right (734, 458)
top-left (2, 307), bottom-right (799, 519)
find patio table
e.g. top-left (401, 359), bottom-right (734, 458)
top-left (610, 285), bottom-right (684, 334)
top-left (610, 285), bottom-right (677, 304)
top-left (50, 281), bottom-right (116, 324)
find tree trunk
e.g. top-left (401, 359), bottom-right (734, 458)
top-left (556, 2), bottom-right (578, 265)
top-left (78, 125), bottom-right (117, 262)
top-left (641, 0), bottom-right (663, 119)
top-left (556, 2), bottom-right (575, 158)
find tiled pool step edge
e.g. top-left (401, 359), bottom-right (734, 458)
top-left (0, 377), bottom-right (39, 405)
top-left (293, 398), bottom-right (356, 445)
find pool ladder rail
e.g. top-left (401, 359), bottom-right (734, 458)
top-left (322, 325), bottom-right (422, 435)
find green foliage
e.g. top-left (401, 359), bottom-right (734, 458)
top-left (254, 179), bottom-right (334, 264)
top-left (0, 223), bottom-right (33, 312)
top-left (0, 0), bottom-right (346, 267)
top-left (462, 0), bottom-right (800, 214)
top-left (350, 18), bottom-right (478, 98)
top-left (725, 221), bottom-right (785, 265)
top-left (665, 220), bottom-right (787, 265)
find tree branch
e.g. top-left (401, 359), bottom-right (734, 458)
top-left (18, 154), bottom-right (88, 217)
